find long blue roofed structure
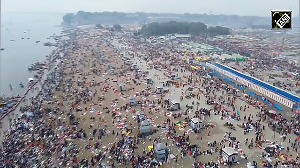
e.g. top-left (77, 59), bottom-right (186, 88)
top-left (204, 62), bottom-right (299, 109)
top-left (214, 62), bottom-right (300, 103)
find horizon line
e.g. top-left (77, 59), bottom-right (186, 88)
top-left (3, 11), bottom-right (299, 18)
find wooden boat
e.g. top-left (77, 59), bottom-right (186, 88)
top-left (28, 62), bottom-right (46, 71)
top-left (20, 82), bottom-right (24, 88)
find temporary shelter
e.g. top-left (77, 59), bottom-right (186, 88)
top-left (129, 97), bottom-right (137, 106)
top-left (137, 111), bottom-right (146, 122)
top-left (109, 69), bottom-right (115, 75)
top-left (222, 147), bottom-right (239, 163)
top-left (119, 83), bottom-right (126, 91)
top-left (220, 54), bottom-right (232, 61)
top-left (167, 101), bottom-right (180, 111)
top-left (156, 87), bottom-right (164, 94)
top-left (172, 76), bottom-right (180, 81)
top-left (190, 118), bottom-right (203, 129)
top-left (140, 120), bottom-right (151, 136)
top-left (155, 143), bottom-right (168, 162)
top-left (231, 54), bottom-right (248, 62)
top-left (147, 78), bottom-right (154, 85)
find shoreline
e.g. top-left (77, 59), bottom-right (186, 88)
top-left (0, 45), bottom-right (64, 139)
top-left (0, 43), bottom-right (62, 110)
top-left (0, 81), bottom-right (38, 120)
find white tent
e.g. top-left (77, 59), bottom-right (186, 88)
top-left (190, 118), bottom-right (202, 129)
top-left (269, 110), bottom-right (276, 114)
top-left (219, 54), bottom-right (231, 61)
top-left (148, 61), bottom-right (153, 65)
top-left (156, 86), bottom-right (164, 94)
top-left (222, 147), bottom-right (239, 163)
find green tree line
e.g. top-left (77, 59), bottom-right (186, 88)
top-left (140, 21), bottom-right (230, 36)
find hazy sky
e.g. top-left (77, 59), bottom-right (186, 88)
top-left (2, 0), bottom-right (300, 17)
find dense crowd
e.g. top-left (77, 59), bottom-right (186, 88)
top-left (0, 28), bottom-right (299, 168)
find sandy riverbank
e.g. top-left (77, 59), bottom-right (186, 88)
top-left (0, 28), bottom-right (298, 168)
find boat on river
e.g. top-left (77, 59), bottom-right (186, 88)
top-left (28, 62), bottom-right (47, 71)
top-left (20, 82), bottom-right (24, 88)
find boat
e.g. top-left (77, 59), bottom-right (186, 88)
top-left (0, 48), bottom-right (4, 51)
top-left (36, 41), bottom-right (40, 43)
top-left (28, 66), bottom-right (40, 71)
top-left (10, 40), bottom-right (15, 41)
top-left (28, 62), bottom-right (47, 71)
top-left (9, 84), bottom-right (13, 91)
top-left (20, 82), bottom-right (24, 88)
top-left (43, 42), bottom-right (58, 47)
top-left (44, 42), bottom-right (51, 46)
top-left (28, 78), bottom-right (35, 88)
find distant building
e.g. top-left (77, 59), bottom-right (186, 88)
top-left (174, 34), bottom-right (191, 40)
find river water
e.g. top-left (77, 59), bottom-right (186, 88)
top-left (0, 12), bottom-right (64, 96)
